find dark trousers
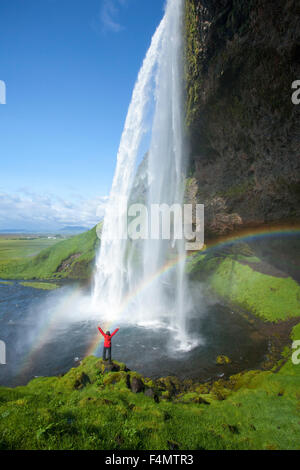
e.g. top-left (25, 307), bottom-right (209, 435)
top-left (103, 346), bottom-right (112, 363)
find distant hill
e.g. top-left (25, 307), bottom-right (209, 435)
top-left (60, 226), bottom-right (91, 233)
top-left (0, 226), bottom-right (92, 235)
top-left (0, 229), bottom-right (32, 234)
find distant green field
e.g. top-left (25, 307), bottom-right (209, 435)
top-left (0, 238), bottom-right (60, 263)
top-left (20, 281), bottom-right (60, 290)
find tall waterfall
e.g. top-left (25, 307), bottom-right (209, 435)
top-left (93, 0), bottom-right (197, 351)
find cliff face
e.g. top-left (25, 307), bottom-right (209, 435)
top-left (185, 0), bottom-right (300, 236)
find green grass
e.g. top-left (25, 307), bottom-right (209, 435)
top-left (185, 252), bottom-right (207, 275)
top-left (0, 238), bottom-right (60, 263)
top-left (0, 323), bottom-right (300, 450)
top-left (210, 258), bottom-right (300, 322)
top-left (19, 282), bottom-right (60, 291)
top-left (233, 255), bottom-right (261, 263)
top-left (0, 227), bottom-right (100, 281)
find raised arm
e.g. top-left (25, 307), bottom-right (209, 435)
top-left (98, 326), bottom-right (105, 337)
top-left (110, 328), bottom-right (119, 338)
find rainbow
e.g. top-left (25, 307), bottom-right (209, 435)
top-left (85, 222), bottom-right (300, 356)
top-left (85, 252), bottom-right (188, 357)
top-left (17, 222), bottom-right (300, 379)
top-left (16, 289), bottom-right (86, 378)
top-left (205, 222), bottom-right (300, 250)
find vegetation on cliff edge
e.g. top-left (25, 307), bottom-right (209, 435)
top-left (186, 250), bottom-right (300, 323)
top-left (0, 227), bottom-right (100, 281)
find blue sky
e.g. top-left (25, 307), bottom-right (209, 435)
top-left (0, 0), bottom-right (165, 230)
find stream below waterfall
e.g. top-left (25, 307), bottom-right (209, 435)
top-left (0, 280), bottom-right (268, 387)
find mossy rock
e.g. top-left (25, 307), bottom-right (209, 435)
top-left (176, 392), bottom-right (210, 405)
top-left (130, 376), bottom-right (145, 394)
top-left (144, 388), bottom-right (159, 403)
top-left (102, 363), bottom-right (121, 374)
top-left (78, 396), bottom-right (114, 407)
top-left (127, 371), bottom-right (144, 383)
top-left (103, 371), bottom-right (130, 387)
top-left (57, 369), bottom-right (90, 390)
top-left (144, 378), bottom-right (155, 389)
top-left (96, 360), bottom-right (128, 374)
top-left (194, 383), bottom-right (211, 395)
top-left (73, 372), bottom-right (91, 390)
top-left (216, 355), bottom-right (232, 365)
top-left (155, 376), bottom-right (182, 396)
top-left (161, 390), bottom-right (172, 401)
top-left (210, 380), bottom-right (232, 401)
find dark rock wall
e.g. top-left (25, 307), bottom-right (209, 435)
top-left (184, 0), bottom-right (300, 235)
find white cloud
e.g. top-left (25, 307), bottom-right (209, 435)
top-left (100, 0), bottom-right (128, 33)
top-left (0, 189), bottom-right (108, 231)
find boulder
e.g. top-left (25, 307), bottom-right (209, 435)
top-left (216, 355), bottom-right (232, 365)
top-left (144, 388), bottom-right (159, 403)
top-left (156, 376), bottom-right (180, 396)
top-left (102, 362), bottom-right (121, 374)
top-left (130, 376), bottom-right (145, 393)
top-left (73, 372), bottom-right (91, 390)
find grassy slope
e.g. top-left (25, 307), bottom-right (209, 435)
top-left (210, 258), bottom-right (300, 322)
top-left (186, 252), bottom-right (300, 323)
top-left (0, 324), bottom-right (299, 450)
top-left (0, 227), bottom-right (99, 281)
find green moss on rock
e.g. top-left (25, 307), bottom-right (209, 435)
top-left (216, 355), bottom-right (232, 365)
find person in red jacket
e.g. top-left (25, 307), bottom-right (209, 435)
top-left (98, 326), bottom-right (119, 364)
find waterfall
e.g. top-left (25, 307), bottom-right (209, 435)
top-left (93, 0), bottom-right (197, 351)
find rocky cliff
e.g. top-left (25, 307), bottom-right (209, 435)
top-left (185, 0), bottom-right (300, 236)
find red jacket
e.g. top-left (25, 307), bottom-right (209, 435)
top-left (98, 327), bottom-right (119, 348)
